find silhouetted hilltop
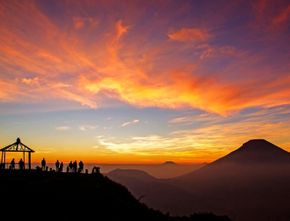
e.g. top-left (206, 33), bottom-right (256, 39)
top-left (162, 161), bottom-right (177, 165)
top-left (0, 170), bottom-right (229, 221)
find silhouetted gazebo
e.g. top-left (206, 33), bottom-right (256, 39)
top-left (0, 138), bottom-right (34, 170)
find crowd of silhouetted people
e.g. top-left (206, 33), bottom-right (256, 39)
top-left (2, 157), bottom-right (101, 174)
top-left (39, 158), bottom-right (85, 173)
top-left (8, 158), bottom-right (25, 170)
top-left (5, 157), bottom-right (99, 174)
top-left (66, 160), bottom-right (84, 173)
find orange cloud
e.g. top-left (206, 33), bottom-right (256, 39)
top-left (115, 19), bottom-right (129, 40)
top-left (168, 27), bottom-right (210, 42)
top-left (0, 80), bottom-right (20, 101)
top-left (74, 18), bottom-right (84, 29)
top-left (78, 71), bottom-right (240, 114)
top-left (21, 77), bottom-right (39, 85)
top-left (73, 17), bottom-right (99, 30)
top-left (79, 67), bottom-right (290, 115)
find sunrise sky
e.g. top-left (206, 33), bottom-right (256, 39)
top-left (0, 0), bottom-right (290, 164)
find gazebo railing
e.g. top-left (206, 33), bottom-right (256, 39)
top-left (0, 162), bottom-right (28, 170)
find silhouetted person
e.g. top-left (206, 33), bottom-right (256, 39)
top-left (18, 158), bottom-right (24, 170)
top-left (78, 161), bottom-right (84, 173)
top-left (10, 158), bottom-right (15, 170)
top-left (59, 161), bottom-right (63, 172)
top-left (55, 160), bottom-right (60, 172)
top-left (69, 161), bottom-right (73, 172)
top-left (41, 158), bottom-right (46, 171)
top-left (73, 160), bottom-right (77, 173)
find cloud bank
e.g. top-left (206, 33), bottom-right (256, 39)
top-left (0, 0), bottom-right (289, 116)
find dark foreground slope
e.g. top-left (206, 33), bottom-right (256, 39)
top-left (0, 170), bottom-right (229, 221)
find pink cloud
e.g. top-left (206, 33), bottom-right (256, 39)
top-left (200, 46), bottom-right (240, 60)
top-left (168, 27), bottom-right (210, 42)
top-left (272, 5), bottom-right (290, 27)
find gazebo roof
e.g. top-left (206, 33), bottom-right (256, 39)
top-left (0, 138), bottom-right (35, 153)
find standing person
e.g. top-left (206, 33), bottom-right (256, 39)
top-left (18, 158), bottom-right (24, 170)
top-left (69, 161), bottom-right (73, 172)
top-left (73, 160), bottom-right (77, 173)
top-left (59, 161), bottom-right (64, 172)
top-left (41, 158), bottom-right (46, 171)
top-left (78, 161), bottom-right (84, 173)
top-left (55, 160), bottom-right (60, 172)
top-left (10, 158), bottom-right (15, 170)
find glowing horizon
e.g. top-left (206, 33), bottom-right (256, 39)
top-left (0, 0), bottom-right (290, 164)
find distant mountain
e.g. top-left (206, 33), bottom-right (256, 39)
top-left (107, 169), bottom-right (206, 214)
top-left (108, 168), bottom-right (157, 182)
top-left (162, 161), bottom-right (177, 165)
top-left (97, 163), bottom-right (204, 179)
top-left (0, 170), bottom-right (229, 221)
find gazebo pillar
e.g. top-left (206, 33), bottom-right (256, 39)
top-left (23, 151), bottom-right (25, 169)
top-left (3, 152), bottom-right (6, 168)
top-left (0, 151), bottom-right (3, 169)
top-left (28, 152), bottom-right (31, 170)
